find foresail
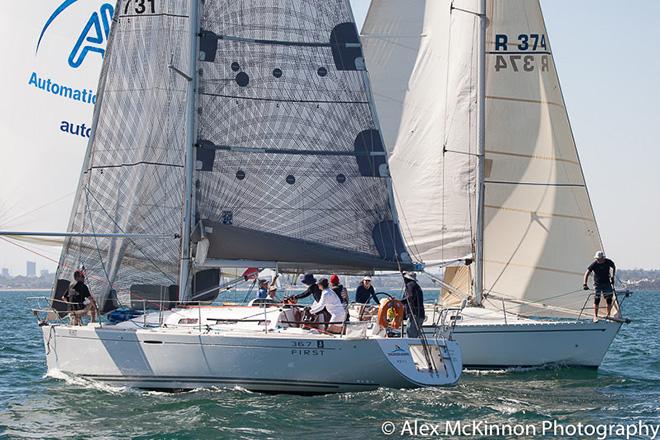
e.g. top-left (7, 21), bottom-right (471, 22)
top-left (55, 0), bottom-right (192, 308)
top-left (483, 0), bottom-right (603, 316)
top-left (193, 0), bottom-right (411, 272)
top-left (362, 0), bottom-right (479, 267)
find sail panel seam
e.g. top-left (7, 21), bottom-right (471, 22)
top-left (217, 34), bottom-right (333, 48)
top-left (200, 143), bottom-right (384, 157)
top-left (484, 204), bottom-right (596, 222)
top-left (486, 95), bottom-right (564, 108)
top-left (485, 180), bottom-right (585, 188)
top-left (86, 162), bottom-right (184, 171)
top-left (485, 259), bottom-right (585, 276)
top-left (199, 92), bottom-right (368, 105)
top-left (486, 149), bottom-right (579, 165)
top-left (121, 13), bottom-right (188, 19)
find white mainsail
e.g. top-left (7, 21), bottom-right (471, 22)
top-left (483, 0), bottom-right (603, 315)
top-left (363, 0), bottom-right (603, 316)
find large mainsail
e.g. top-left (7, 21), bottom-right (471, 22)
top-left (55, 0), bottom-right (413, 307)
top-left (192, 0), bottom-right (411, 273)
top-left (363, 0), bottom-right (603, 316)
top-left (482, 0), bottom-right (602, 315)
top-left (55, 0), bottom-right (192, 306)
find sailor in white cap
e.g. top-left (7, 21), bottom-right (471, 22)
top-left (355, 276), bottom-right (378, 304)
top-left (583, 250), bottom-right (616, 320)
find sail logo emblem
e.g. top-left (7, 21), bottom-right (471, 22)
top-left (36, 0), bottom-right (115, 69)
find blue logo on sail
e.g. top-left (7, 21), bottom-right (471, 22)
top-left (36, 0), bottom-right (114, 69)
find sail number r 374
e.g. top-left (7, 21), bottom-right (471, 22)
top-left (493, 33), bottom-right (549, 73)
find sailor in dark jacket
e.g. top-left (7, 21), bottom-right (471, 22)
top-left (288, 273), bottom-right (322, 302)
top-left (355, 276), bottom-right (378, 304)
top-left (401, 272), bottom-right (425, 338)
top-left (329, 273), bottom-right (349, 305)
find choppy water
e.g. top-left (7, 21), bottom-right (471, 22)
top-left (0, 290), bottom-right (658, 439)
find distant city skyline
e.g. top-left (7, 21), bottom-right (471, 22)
top-left (26, 261), bottom-right (36, 278)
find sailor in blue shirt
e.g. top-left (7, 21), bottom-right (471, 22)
top-left (256, 279), bottom-right (269, 299)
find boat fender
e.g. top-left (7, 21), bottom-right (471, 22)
top-left (377, 299), bottom-right (404, 329)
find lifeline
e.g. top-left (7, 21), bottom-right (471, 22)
top-left (28, 71), bottom-right (97, 105)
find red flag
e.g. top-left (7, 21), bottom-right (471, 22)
top-left (242, 267), bottom-right (259, 281)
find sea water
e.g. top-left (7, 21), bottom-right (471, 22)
top-left (0, 290), bottom-right (657, 439)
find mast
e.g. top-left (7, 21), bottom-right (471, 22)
top-left (179, 0), bottom-right (200, 302)
top-left (473, 0), bottom-right (487, 306)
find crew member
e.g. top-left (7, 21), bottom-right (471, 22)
top-left (256, 279), bottom-right (269, 299)
top-left (583, 250), bottom-right (616, 319)
top-left (310, 278), bottom-right (346, 333)
top-left (329, 274), bottom-right (349, 305)
top-left (267, 285), bottom-right (278, 301)
top-left (401, 272), bottom-right (425, 337)
top-left (63, 270), bottom-right (97, 325)
top-left (286, 273), bottom-right (322, 302)
top-left (355, 276), bottom-right (378, 304)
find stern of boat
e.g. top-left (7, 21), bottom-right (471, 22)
top-left (376, 339), bottom-right (462, 387)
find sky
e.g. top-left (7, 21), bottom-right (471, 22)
top-left (0, 0), bottom-right (658, 275)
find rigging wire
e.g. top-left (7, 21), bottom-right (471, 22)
top-left (83, 186), bottom-right (176, 283)
top-left (0, 192), bottom-right (75, 228)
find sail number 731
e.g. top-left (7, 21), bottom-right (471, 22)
top-left (123, 0), bottom-right (156, 14)
top-left (493, 33), bottom-right (550, 73)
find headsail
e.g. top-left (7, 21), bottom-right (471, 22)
top-left (193, 0), bottom-right (412, 273)
top-left (361, 0), bottom-right (478, 268)
top-left (364, 0), bottom-right (603, 316)
top-left (55, 0), bottom-right (192, 308)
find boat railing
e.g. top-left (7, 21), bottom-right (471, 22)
top-left (576, 289), bottom-right (632, 324)
top-left (26, 295), bottom-right (460, 343)
top-left (430, 304), bottom-right (464, 339)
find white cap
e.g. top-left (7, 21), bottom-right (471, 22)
top-left (403, 271), bottom-right (417, 280)
top-left (594, 250), bottom-right (605, 259)
top-left (362, 276), bottom-right (372, 281)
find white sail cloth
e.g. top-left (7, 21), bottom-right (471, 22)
top-left (361, 0), bottom-right (478, 266)
top-left (363, 0), bottom-right (604, 316)
top-left (482, 0), bottom-right (603, 315)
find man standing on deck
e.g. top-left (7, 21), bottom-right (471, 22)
top-left (583, 251), bottom-right (616, 320)
top-left (63, 270), bottom-right (97, 325)
top-left (401, 272), bottom-right (425, 338)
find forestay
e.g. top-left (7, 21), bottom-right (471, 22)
top-left (193, 0), bottom-right (411, 273)
top-left (55, 0), bottom-right (192, 308)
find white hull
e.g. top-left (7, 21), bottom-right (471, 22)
top-left (425, 308), bottom-right (622, 369)
top-left (41, 322), bottom-right (461, 393)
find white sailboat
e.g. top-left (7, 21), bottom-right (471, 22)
top-left (29, 0), bottom-right (462, 392)
top-left (361, 0), bottom-right (626, 368)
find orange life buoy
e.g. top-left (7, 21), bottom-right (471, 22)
top-left (377, 298), bottom-right (405, 329)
